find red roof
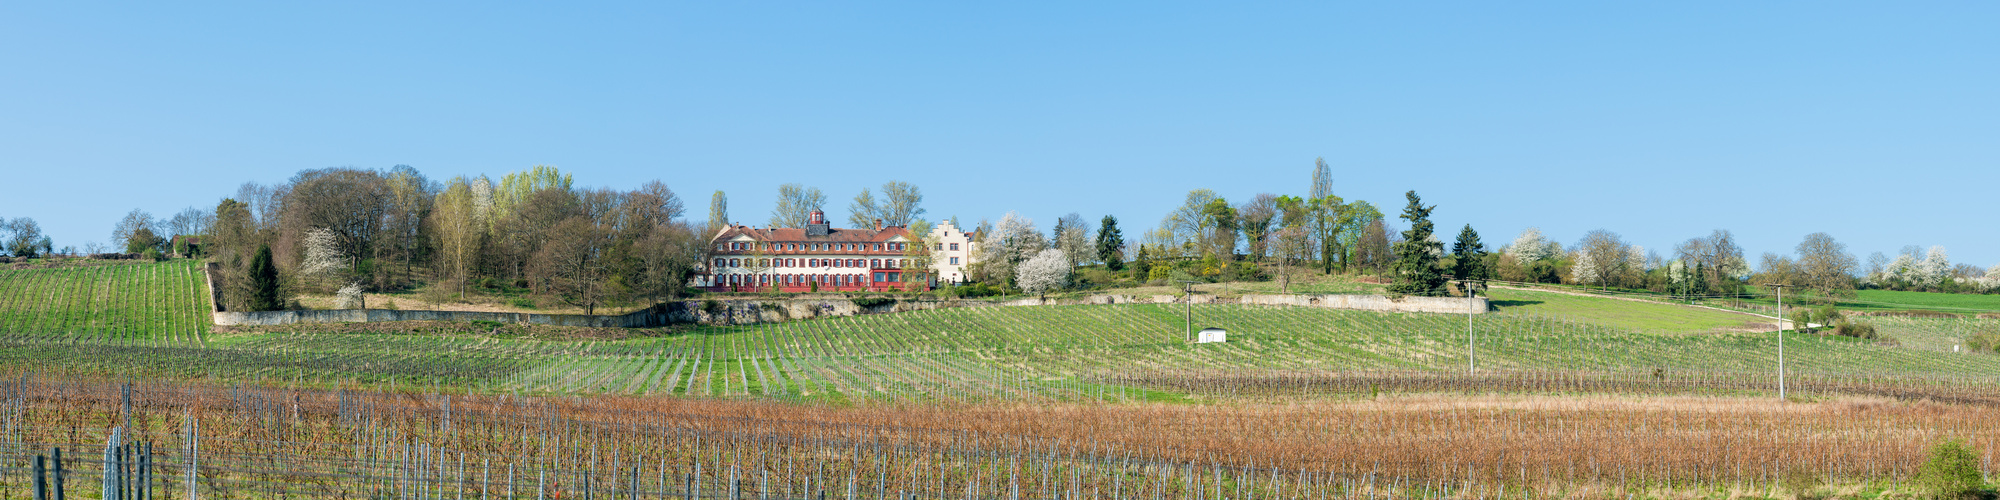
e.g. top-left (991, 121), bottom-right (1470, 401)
top-left (713, 225), bottom-right (915, 244)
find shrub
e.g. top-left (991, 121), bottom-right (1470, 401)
top-left (1914, 439), bottom-right (1984, 499)
top-left (1969, 334), bottom-right (2000, 354)
top-left (1832, 318), bottom-right (1878, 340)
top-left (142, 247), bottom-right (165, 262)
top-left (508, 297), bottom-right (537, 309)
top-left (851, 297), bottom-right (896, 308)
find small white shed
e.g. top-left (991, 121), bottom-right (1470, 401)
top-left (1195, 327), bottom-right (1227, 343)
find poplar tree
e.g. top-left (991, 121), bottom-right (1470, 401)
top-left (1388, 191), bottom-right (1446, 296)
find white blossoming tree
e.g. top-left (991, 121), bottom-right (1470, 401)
top-left (1015, 248), bottom-right (1071, 298)
top-left (1918, 246), bottom-right (1952, 289)
top-left (303, 227), bottom-right (364, 307)
top-left (1506, 227), bottom-right (1559, 263)
top-left (301, 228), bottom-right (345, 281)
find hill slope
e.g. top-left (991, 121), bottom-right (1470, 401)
top-left (0, 259), bottom-right (210, 344)
top-left (6, 301), bottom-right (1996, 401)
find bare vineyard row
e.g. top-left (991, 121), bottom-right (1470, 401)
top-left (0, 375), bottom-right (1991, 499)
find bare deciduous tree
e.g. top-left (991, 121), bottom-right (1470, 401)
top-left (877, 181), bottom-right (925, 227)
top-left (1238, 194), bottom-right (1277, 261)
top-left (1794, 232), bottom-right (1858, 299)
top-left (769, 183), bottom-right (826, 228)
top-left (846, 188), bottom-right (880, 229)
top-left (529, 217), bottom-right (613, 314)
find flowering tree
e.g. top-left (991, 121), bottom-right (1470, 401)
top-left (1506, 227), bottom-right (1560, 263)
top-left (976, 211), bottom-right (1042, 289)
top-left (301, 228), bottom-right (346, 282)
top-left (1918, 246), bottom-right (1953, 289)
top-left (1015, 249), bottom-right (1071, 298)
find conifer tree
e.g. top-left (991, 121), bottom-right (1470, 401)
top-left (248, 243), bottom-right (283, 311)
top-left (1130, 245), bottom-right (1152, 281)
top-left (1389, 191), bottom-right (1446, 296)
top-left (1451, 224), bottom-right (1488, 295)
top-left (1097, 215), bottom-right (1125, 271)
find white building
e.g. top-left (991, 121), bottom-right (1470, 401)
top-left (928, 220), bottom-right (978, 285)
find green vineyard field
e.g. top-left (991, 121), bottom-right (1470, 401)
top-left (0, 260), bottom-right (211, 345)
top-left (3, 286), bottom-right (1996, 401)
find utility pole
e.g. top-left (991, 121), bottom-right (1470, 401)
top-left (1180, 281), bottom-right (1198, 343)
top-left (1767, 283), bottom-right (1789, 400)
top-left (1465, 279), bottom-right (1477, 374)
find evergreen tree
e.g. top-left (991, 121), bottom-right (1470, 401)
top-left (1097, 215), bottom-right (1125, 271)
top-left (1451, 224), bottom-right (1488, 295)
top-left (247, 243), bottom-right (283, 311)
top-left (1388, 191), bottom-right (1446, 296)
top-left (1130, 245), bottom-right (1152, 281)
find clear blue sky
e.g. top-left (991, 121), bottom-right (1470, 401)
top-left (3, 2), bottom-right (1994, 266)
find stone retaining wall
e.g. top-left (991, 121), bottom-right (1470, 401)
top-left (204, 264), bottom-right (1486, 327)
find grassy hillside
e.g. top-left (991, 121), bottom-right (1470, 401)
top-left (0, 259), bottom-right (210, 344)
top-left (7, 301), bottom-right (1996, 402)
top-left (1486, 287), bottom-right (1771, 332)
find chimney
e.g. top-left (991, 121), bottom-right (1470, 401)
top-left (874, 218), bottom-right (883, 231)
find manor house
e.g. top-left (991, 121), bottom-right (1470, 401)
top-left (696, 210), bottom-right (977, 292)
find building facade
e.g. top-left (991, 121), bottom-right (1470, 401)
top-left (697, 210), bottom-right (929, 292)
top-left (927, 219), bottom-right (977, 285)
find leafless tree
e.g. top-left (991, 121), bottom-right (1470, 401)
top-left (1056, 212), bottom-right (1092, 267)
top-left (1573, 229), bottom-right (1635, 289)
top-left (878, 181), bottom-right (925, 227)
top-left (110, 209), bottom-right (157, 251)
top-left (1238, 194), bottom-right (1277, 261)
top-left (1352, 219), bottom-right (1393, 274)
top-left (769, 183), bottom-right (826, 228)
top-left (282, 168), bottom-right (390, 276)
top-left (529, 217), bottom-right (613, 314)
top-left (381, 166), bottom-right (434, 287)
top-left (1794, 232), bottom-right (1858, 299)
top-left (165, 206), bottom-right (214, 239)
top-left (846, 188), bottom-right (879, 229)
top-left (1757, 252), bottom-right (1800, 287)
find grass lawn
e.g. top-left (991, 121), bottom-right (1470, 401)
top-left (1717, 288), bottom-right (2000, 316)
top-left (1487, 287), bottom-right (1772, 333)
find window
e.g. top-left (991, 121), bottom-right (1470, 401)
top-left (873, 272), bottom-right (884, 282)
top-left (935, 243), bottom-right (943, 251)
top-left (949, 257), bottom-right (959, 265)
top-left (949, 243), bottom-right (959, 251)
top-left (870, 259), bottom-right (880, 268)
top-left (759, 258), bottom-right (769, 267)
top-left (730, 258), bottom-right (740, 267)
top-left (714, 258), bottom-right (725, 267)
top-left (760, 275), bottom-right (769, 284)
top-left (887, 272), bottom-right (900, 283)
top-left (808, 259), bottom-right (817, 267)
